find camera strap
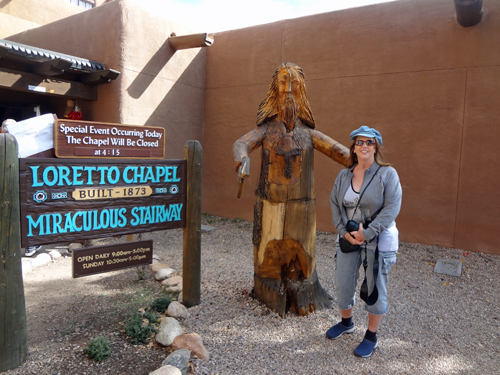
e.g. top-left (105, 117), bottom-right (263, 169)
top-left (349, 165), bottom-right (382, 306)
top-left (360, 239), bottom-right (379, 306)
top-left (349, 165), bottom-right (382, 222)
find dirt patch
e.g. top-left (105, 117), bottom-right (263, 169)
top-left (4, 230), bottom-right (185, 375)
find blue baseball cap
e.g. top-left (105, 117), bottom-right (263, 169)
top-left (350, 126), bottom-right (383, 145)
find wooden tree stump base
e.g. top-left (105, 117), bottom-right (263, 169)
top-left (253, 270), bottom-right (333, 317)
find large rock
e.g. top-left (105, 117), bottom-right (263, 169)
top-left (162, 349), bottom-right (190, 375)
top-left (167, 301), bottom-right (191, 319)
top-left (48, 250), bottom-right (62, 259)
top-left (172, 333), bottom-right (209, 361)
top-left (152, 263), bottom-right (171, 272)
top-left (166, 283), bottom-right (183, 293)
top-left (32, 253), bottom-right (52, 266)
top-left (155, 317), bottom-right (183, 346)
top-left (149, 365), bottom-right (182, 375)
top-left (162, 276), bottom-right (182, 287)
top-left (155, 268), bottom-right (175, 280)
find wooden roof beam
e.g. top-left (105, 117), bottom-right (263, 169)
top-left (0, 44), bottom-right (11, 59)
top-left (79, 69), bottom-right (120, 84)
top-left (454, 0), bottom-right (483, 27)
top-left (30, 58), bottom-right (73, 77)
top-left (0, 67), bottom-right (97, 100)
top-left (168, 33), bottom-right (215, 50)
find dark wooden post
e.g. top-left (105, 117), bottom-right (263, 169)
top-left (182, 140), bottom-right (202, 307)
top-left (0, 134), bottom-right (28, 371)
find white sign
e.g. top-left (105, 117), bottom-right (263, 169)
top-left (6, 114), bottom-right (56, 158)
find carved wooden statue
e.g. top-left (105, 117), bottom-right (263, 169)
top-left (233, 62), bottom-right (350, 316)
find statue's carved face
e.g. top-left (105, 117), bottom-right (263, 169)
top-left (277, 68), bottom-right (301, 99)
top-left (257, 62), bottom-right (315, 129)
top-left (277, 67), bottom-right (302, 132)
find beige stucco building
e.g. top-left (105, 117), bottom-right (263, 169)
top-left (1, 0), bottom-right (500, 255)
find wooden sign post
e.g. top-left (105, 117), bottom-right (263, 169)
top-left (0, 134), bottom-right (28, 372)
top-left (182, 140), bottom-right (202, 307)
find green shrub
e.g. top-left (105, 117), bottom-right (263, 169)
top-left (124, 312), bottom-right (158, 345)
top-left (84, 336), bottom-right (111, 362)
top-left (143, 310), bottom-right (160, 323)
top-left (150, 296), bottom-right (173, 313)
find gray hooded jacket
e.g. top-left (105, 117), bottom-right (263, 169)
top-left (330, 162), bottom-right (402, 242)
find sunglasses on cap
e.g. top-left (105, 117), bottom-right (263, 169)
top-left (355, 139), bottom-right (376, 146)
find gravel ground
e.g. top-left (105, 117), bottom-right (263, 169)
top-left (2, 215), bottom-right (499, 375)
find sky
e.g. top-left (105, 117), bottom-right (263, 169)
top-left (130, 0), bottom-right (397, 33)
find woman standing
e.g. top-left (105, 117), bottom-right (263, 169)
top-left (326, 126), bottom-right (402, 358)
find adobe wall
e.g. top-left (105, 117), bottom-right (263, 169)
top-left (0, 0), bottom-right (85, 38)
top-left (202, 0), bottom-right (500, 254)
top-left (118, 1), bottom-right (206, 159)
top-left (6, 0), bottom-right (205, 159)
top-left (0, 12), bottom-right (39, 39)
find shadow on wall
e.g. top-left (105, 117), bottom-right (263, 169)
top-left (126, 38), bottom-right (175, 100)
top-left (0, 0), bottom-right (13, 8)
top-left (127, 49), bottom-right (206, 160)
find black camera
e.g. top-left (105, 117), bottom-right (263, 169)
top-left (346, 220), bottom-right (359, 232)
top-left (346, 219), bottom-right (371, 232)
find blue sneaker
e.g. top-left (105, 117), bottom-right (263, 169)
top-left (326, 322), bottom-right (355, 340)
top-left (354, 338), bottom-right (378, 358)
top-left (25, 246), bottom-right (42, 257)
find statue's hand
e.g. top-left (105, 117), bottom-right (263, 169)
top-left (237, 156), bottom-right (250, 180)
top-left (236, 156), bottom-right (250, 199)
top-left (234, 161), bottom-right (242, 172)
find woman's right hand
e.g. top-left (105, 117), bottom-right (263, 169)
top-left (344, 232), bottom-right (364, 245)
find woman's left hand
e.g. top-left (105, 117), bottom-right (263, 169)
top-left (351, 223), bottom-right (366, 242)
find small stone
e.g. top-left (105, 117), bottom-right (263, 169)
top-left (434, 259), bottom-right (462, 277)
top-left (162, 349), bottom-right (190, 375)
top-left (177, 292), bottom-right (183, 303)
top-left (67, 243), bottom-right (82, 253)
top-left (152, 259), bottom-right (160, 265)
top-left (172, 333), bottom-right (209, 361)
top-left (155, 268), bottom-right (175, 281)
top-left (149, 365), bottom-right (182, 375)
top-left (167, 301), bottom-right (191, 319)
top-left (201, 225), bottom-right (216, 232)
top-left (162, 276), bottom-right (182, 287)
top-left (152, 254), bottom-right (161, 261)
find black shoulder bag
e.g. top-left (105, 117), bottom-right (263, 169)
top-left (338, 166), bottom-right (381, 253)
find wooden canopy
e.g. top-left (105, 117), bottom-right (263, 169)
top-left (0, 39), bottom-right (120, 101)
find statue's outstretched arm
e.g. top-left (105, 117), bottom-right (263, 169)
top-left (311, 129), bottom-right (350, 167)
top-left (233, 126), bottom-right (267, 172)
